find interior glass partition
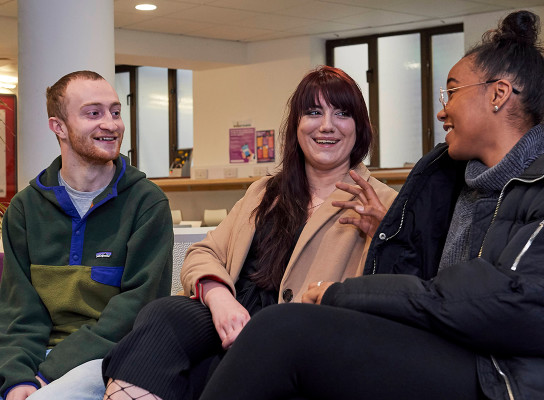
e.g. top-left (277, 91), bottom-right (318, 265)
top-left (378, 33), bottom-right (422, 168)
top-left (432, 32), bottom-right (465, 146)
top-left (138, 66), bottom-right (170, 178)
top-left (327, 24), bottom-right (463, 168)
top-left (334, 44), bottom-right (369, 107)
top-left (114, 71), bottom-right (132, 159)
top-left (177, 69), bottom-right (194, 150)
top-left (115, 66), bottom-right (194, 177)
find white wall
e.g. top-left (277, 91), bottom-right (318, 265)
top-left (0, 16), bottom-right (18, 96)
top-left (191, 36), bottom-right (324, 177)
top-left (114, 30), bottom-right (325, 179)
top-left (0, 17), bottom-right (16, 61)
top-left (186, 7), bottom-right (543, 176)
top-left (114, 8), bottom-right (544, 218)
top-left (8, 7), bottom-right (544, 217)
top-left (115, 28), bottom-right (247, 71)
top-left (463, 7), bottom-right (544, 51)
top-left (114, 32), bottom-right (326, 217)
top-left (17, 0), bottom-right (116, 190)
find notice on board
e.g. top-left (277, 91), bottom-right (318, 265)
top-left (0, 109), bottom-right (6, 197)
top-left (229, 127), bottom-right (256, 163)
top-left (256, 130), bottom-right (275, 163)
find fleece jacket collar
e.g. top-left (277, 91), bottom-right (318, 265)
top-left (30, 155), bottom-right (145, 217)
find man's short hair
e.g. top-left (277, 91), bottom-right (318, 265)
top-left (46, 70), bottom-right (105, 121)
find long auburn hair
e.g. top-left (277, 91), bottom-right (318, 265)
top-left (251, 65), bottom-right (373, 291)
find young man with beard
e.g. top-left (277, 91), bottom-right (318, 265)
top-left (0, 71), bottom-right (173, 400)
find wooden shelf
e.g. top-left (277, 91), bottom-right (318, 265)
top-left (151, 177), bottom-right (260, 192)
top-left (151, 168), bottom-right (411, 192)
top-left (368, 168), bottom-right (412, 185)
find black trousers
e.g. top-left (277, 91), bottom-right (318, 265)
top-left (199, 303), bottom-right (488, 400)
top-left (103, 296), bottom-right (224, 400)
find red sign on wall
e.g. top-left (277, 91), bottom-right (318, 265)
top-left (0, 94), bottom-right (17, 202)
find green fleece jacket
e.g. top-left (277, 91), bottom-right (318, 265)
top-left (0, 156), bottom-right (173, 397)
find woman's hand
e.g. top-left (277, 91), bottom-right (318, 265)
top-left (332, 170), bottom-right (388, 238)
top-left (202, 280), bottom-right (250, 350)
top-left (302, 281), bottom-right (334, 305)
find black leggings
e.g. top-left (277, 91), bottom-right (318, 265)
top-left (199, 303), bottom-right (488, 400)
top-left (102, 296), bottom-right (224, 400)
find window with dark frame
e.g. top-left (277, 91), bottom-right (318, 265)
top-left (115, 65), bottom-right (192, 176)
top-left (326, 24), bottom-right (463, 169)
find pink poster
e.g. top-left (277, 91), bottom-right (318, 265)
top-left (229, 127), bottom-right (255, 163)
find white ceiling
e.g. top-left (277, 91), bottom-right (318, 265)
top-left (1, 0), bottom-right (544, 43)
top-left (0, 0), bottom-right (543, 82)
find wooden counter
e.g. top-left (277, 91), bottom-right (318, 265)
top-left (151, 168), bottom-right (411, 192)
top-left (369, 168), bottom-right (412, 185)
top-left (151, 177), bottom-right (259, 192)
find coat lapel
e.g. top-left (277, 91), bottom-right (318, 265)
top-left (285, 164), bottom-right (371, 272)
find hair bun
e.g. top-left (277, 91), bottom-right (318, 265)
top-left (468, 10), bottom-right (544, 126)
top-left (495, 10), bottom-right (540, 46)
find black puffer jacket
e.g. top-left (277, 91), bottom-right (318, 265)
top-left (322, 133), bottom-right (544, 400)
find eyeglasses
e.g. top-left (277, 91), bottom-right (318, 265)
top-left (439, 79), bottom-right (520, 110)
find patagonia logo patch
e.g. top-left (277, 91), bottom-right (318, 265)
top-left (96, 251), bottom-right (112, 258)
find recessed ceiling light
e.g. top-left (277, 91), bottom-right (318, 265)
top-left (0, 75), bottom-right (17, 89)
top-left (0, 83), bottom-right (16, 89)
top-left (135, 4), bottom-right (157, 11)
top-left (0, 75), bottom-right (17, 84)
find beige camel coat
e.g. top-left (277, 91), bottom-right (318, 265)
top-left (181, 163), bottom-right (397, 303)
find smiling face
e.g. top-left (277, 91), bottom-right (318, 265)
top-left (56, 78), bottom-right (124, 166)
top-left (436, 56), bottom-right (498, 164)
top-left (297, 92), bottom-right (356, 174)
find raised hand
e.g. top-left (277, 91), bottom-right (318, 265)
top-left (332, 170), bottom-right (388, 238)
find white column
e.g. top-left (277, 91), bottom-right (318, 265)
top-left (17, 0), bottom-right (115, 190)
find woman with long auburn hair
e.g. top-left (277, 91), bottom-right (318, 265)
top-left (199, 10), bottom-right (544, 400)
top-left (102, 66), bottom-right (397, 400)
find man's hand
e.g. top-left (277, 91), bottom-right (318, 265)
top-left (6, 385), bottom-right (38, 400)
top-left (332, 170), bottom-right (388, 239)
top-left (302, 281), bottom-right (334, 305)
top-left (35, 376), bottom-right (47, 388)
top-left (202, 280), bottom-right (250, 350)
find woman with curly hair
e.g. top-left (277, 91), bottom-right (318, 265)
top-left (200, 10), bottom-right (544, 400)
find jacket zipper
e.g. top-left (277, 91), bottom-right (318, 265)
top-left (491, 356), bottom-right (515, 400)
top-left (372, 199), bottom-right (408, 275)
top-left (372, 153), bottom-right (543, 398)
top-left (478, 188), bottom-right (505, 258)
top-left (478, 174), bottom-right (544, 257)
top-left (511, 220), bottom-right (544, 270)
top-left (372, 148), bottom-right (451, 275)
top-left (480, 173), bottom-right (544, 400)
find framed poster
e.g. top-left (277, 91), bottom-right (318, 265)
top-left (0, 95), bottom-right (17, 202)
top-left (229, 127), bottom-right (255, 163)
top-left (256, 130), bottom-right (275, 163)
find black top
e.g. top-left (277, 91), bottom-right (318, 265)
top-left (235, 222), bottom-right (305, 316)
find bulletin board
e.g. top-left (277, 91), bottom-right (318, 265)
top-left (0, 95), bottom-right (17, 202)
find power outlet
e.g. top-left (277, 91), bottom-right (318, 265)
top-left (253, 166), bottom-right (268, 176)
top-left (193, 168), bottom-right (208, 179)
top-left (224, 167), bottom-right (238, 178)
